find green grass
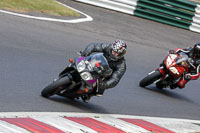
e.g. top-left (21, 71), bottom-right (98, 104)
top-left (0, 0), bottom-right (79, 16)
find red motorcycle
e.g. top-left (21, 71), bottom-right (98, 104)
top-left (140, 52), bottom-right (193, 89)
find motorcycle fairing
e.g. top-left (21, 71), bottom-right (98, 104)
top-left (164, 53), bottom-right (189, 78)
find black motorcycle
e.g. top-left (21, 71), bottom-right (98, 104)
top-left (41, 53), bottom-right (112, 101)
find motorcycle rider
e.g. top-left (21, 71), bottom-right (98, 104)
top-left (168, 42), bottom-right (200, 89)
top-left (80, 39), bottom-right (127, 102)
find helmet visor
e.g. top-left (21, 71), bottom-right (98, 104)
top-left (112, 50), bottom-right (125, 59)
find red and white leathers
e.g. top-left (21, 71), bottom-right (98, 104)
top-left (171, 47), bottom-right (200, 88)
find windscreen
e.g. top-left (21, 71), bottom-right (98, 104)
top-left (86, 53), bottom-right (112, 76)
top-left (175, 52), bottom-right (189, 67)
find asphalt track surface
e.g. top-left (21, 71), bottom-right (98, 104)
top-left (0, 0), bottom-right (200, 121)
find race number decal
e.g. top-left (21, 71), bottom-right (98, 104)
top-left (169, 67), bottom-right (179, 75)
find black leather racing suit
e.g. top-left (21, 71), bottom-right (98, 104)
top-left (82, 42), bottom-right (126, 90)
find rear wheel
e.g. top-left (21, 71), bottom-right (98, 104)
top-left (41, 76), bottom-right (71, 98)
top-left (139, 70), bottom-right (162, 87)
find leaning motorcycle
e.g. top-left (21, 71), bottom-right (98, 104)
top-left (139, 52), bottom-right (193, 89)
top-left (41, 53), bottom-right (112, 101)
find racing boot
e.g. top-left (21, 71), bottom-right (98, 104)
top-left (177, 79), bottom-right (187, 89)
top-left (170, 83), bottom-right (178, 89)
top-left (81, 95), bottom-right (91, 103)
top-left (95, 88), bottom-right (105, 97)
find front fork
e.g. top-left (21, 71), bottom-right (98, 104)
top-left (158, 66), bottom-right (166, 78)
top-left (95, 79), bottom-right (105, 96)
top-left (152, 66), bottom-right (167, 84)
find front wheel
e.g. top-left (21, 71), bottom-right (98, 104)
top-left (139, 70), bottom-right (162, 87)
top-left (41, 76), bottom-right (71, 98)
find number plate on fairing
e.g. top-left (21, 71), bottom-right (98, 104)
top-left (169, 67), bottom-right (180, 75)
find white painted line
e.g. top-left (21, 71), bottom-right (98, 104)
top-left (0, 0), bottom-right (93, 23)
top-left (0, 112), bottom-right (199, 124)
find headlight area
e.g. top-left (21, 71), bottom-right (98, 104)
top-left (77, 60), bottom-right (86, 72)
top-left (80, 72), bottom-right (93, 80)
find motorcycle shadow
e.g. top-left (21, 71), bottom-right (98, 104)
top-left (47, 96), bottom-right (110, 113)
top-left (141, 86), bottom-right (195, 104)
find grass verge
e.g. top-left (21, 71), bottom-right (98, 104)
top-left (0, 0), bottom-right (79, 17)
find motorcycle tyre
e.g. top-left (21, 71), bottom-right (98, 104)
top-left (139, 70), bottom-right (162, 87)
top-left (41, 76), bottom-right (71, 98)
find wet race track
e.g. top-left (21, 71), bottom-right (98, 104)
top-left (0, 0), bottom-right (200, 120)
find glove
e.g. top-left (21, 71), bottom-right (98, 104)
top-left (98, 80), bottom-right (107, 90)
top-left (168, 50), bottom-right (175, 54)
top-left (194, 59), bottom-right (200, 66)
top-left (184, 74), bottom-right (192, 80)
top-left (188, 58), bottom-right (195, 65)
